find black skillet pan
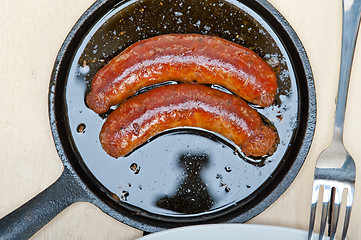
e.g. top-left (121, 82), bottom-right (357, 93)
top-left (0, 0), bottom-right (316, 239)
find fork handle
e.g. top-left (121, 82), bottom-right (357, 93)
top-left (334, 0), bottom-right (361, 141)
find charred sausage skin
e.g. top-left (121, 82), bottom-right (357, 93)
top-left (87, 34), bottom-right (278, 114)
top-left (100, 83), bottom-right (277, 157)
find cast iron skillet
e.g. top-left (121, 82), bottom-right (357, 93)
top-left (0, 0), bottom-right (316, 239)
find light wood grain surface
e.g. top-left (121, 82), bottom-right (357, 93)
top-left (1, 0), bottom-right (361, 239)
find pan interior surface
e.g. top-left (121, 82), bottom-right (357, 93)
top-left (60, 0), bottom-right (312, 226)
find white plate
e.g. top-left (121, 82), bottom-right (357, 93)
top-left (138, 224), bottom-right (329, 240)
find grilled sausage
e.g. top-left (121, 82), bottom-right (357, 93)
top-left (100, 83), bottom-right (277, 157)
top-left (87, 34), bottom-right (278, 114)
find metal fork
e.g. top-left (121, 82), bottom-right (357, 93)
top-left (307, 0), bottom-right (361, 239)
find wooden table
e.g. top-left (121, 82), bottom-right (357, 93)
top-left (1, 0), bottom-right (361, 239)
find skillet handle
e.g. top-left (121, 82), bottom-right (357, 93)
top-left (0, 168), bottom-right (87, 240)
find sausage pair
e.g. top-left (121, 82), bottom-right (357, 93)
top-left (86, 34), bottom-right (278, 157)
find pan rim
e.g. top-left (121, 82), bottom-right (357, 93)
top-left (48, 0), bottom-right (316, 232)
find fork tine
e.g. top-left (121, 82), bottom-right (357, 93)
top-left (319, 185), bottom-right (331, 240)
top-left (307, 203), bottom-right (318, 240)
top-left (329, 187), bottom-right (342, 240)
top-left (308, 183), bottom-right (321, 240)
top-left (341, 186), bottom-right (354, 240)
top-left (341, 205), bottom-right (352, 240)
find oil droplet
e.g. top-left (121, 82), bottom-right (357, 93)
top-left (76, 123), bottom-right (86, 134)
top-left (130, 163), bottom-right (141, 174)
top-left (120, 190), bottom-right (129, 201)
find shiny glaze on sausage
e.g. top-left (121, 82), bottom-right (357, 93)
top-left (100, 83), bottom-right (277, 157)
top-left (87, 34), bottom-right (278, 114)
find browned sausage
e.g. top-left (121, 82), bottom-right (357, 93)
top-left (100, 83), bottom-right (277, 158)
top-left (87, 34), bottom-right (278, 114)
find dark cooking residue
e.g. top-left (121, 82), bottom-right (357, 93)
top-left (130, 163), bottom-right (141, 174)
top-left (76, 123), bottom-right (86, 134)
top-left (156, 154), bottom-right (213, 214)
top-left (216, 174), bottom-right (231, 192)
top-left (66, 0), bottom-right (299, 217)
